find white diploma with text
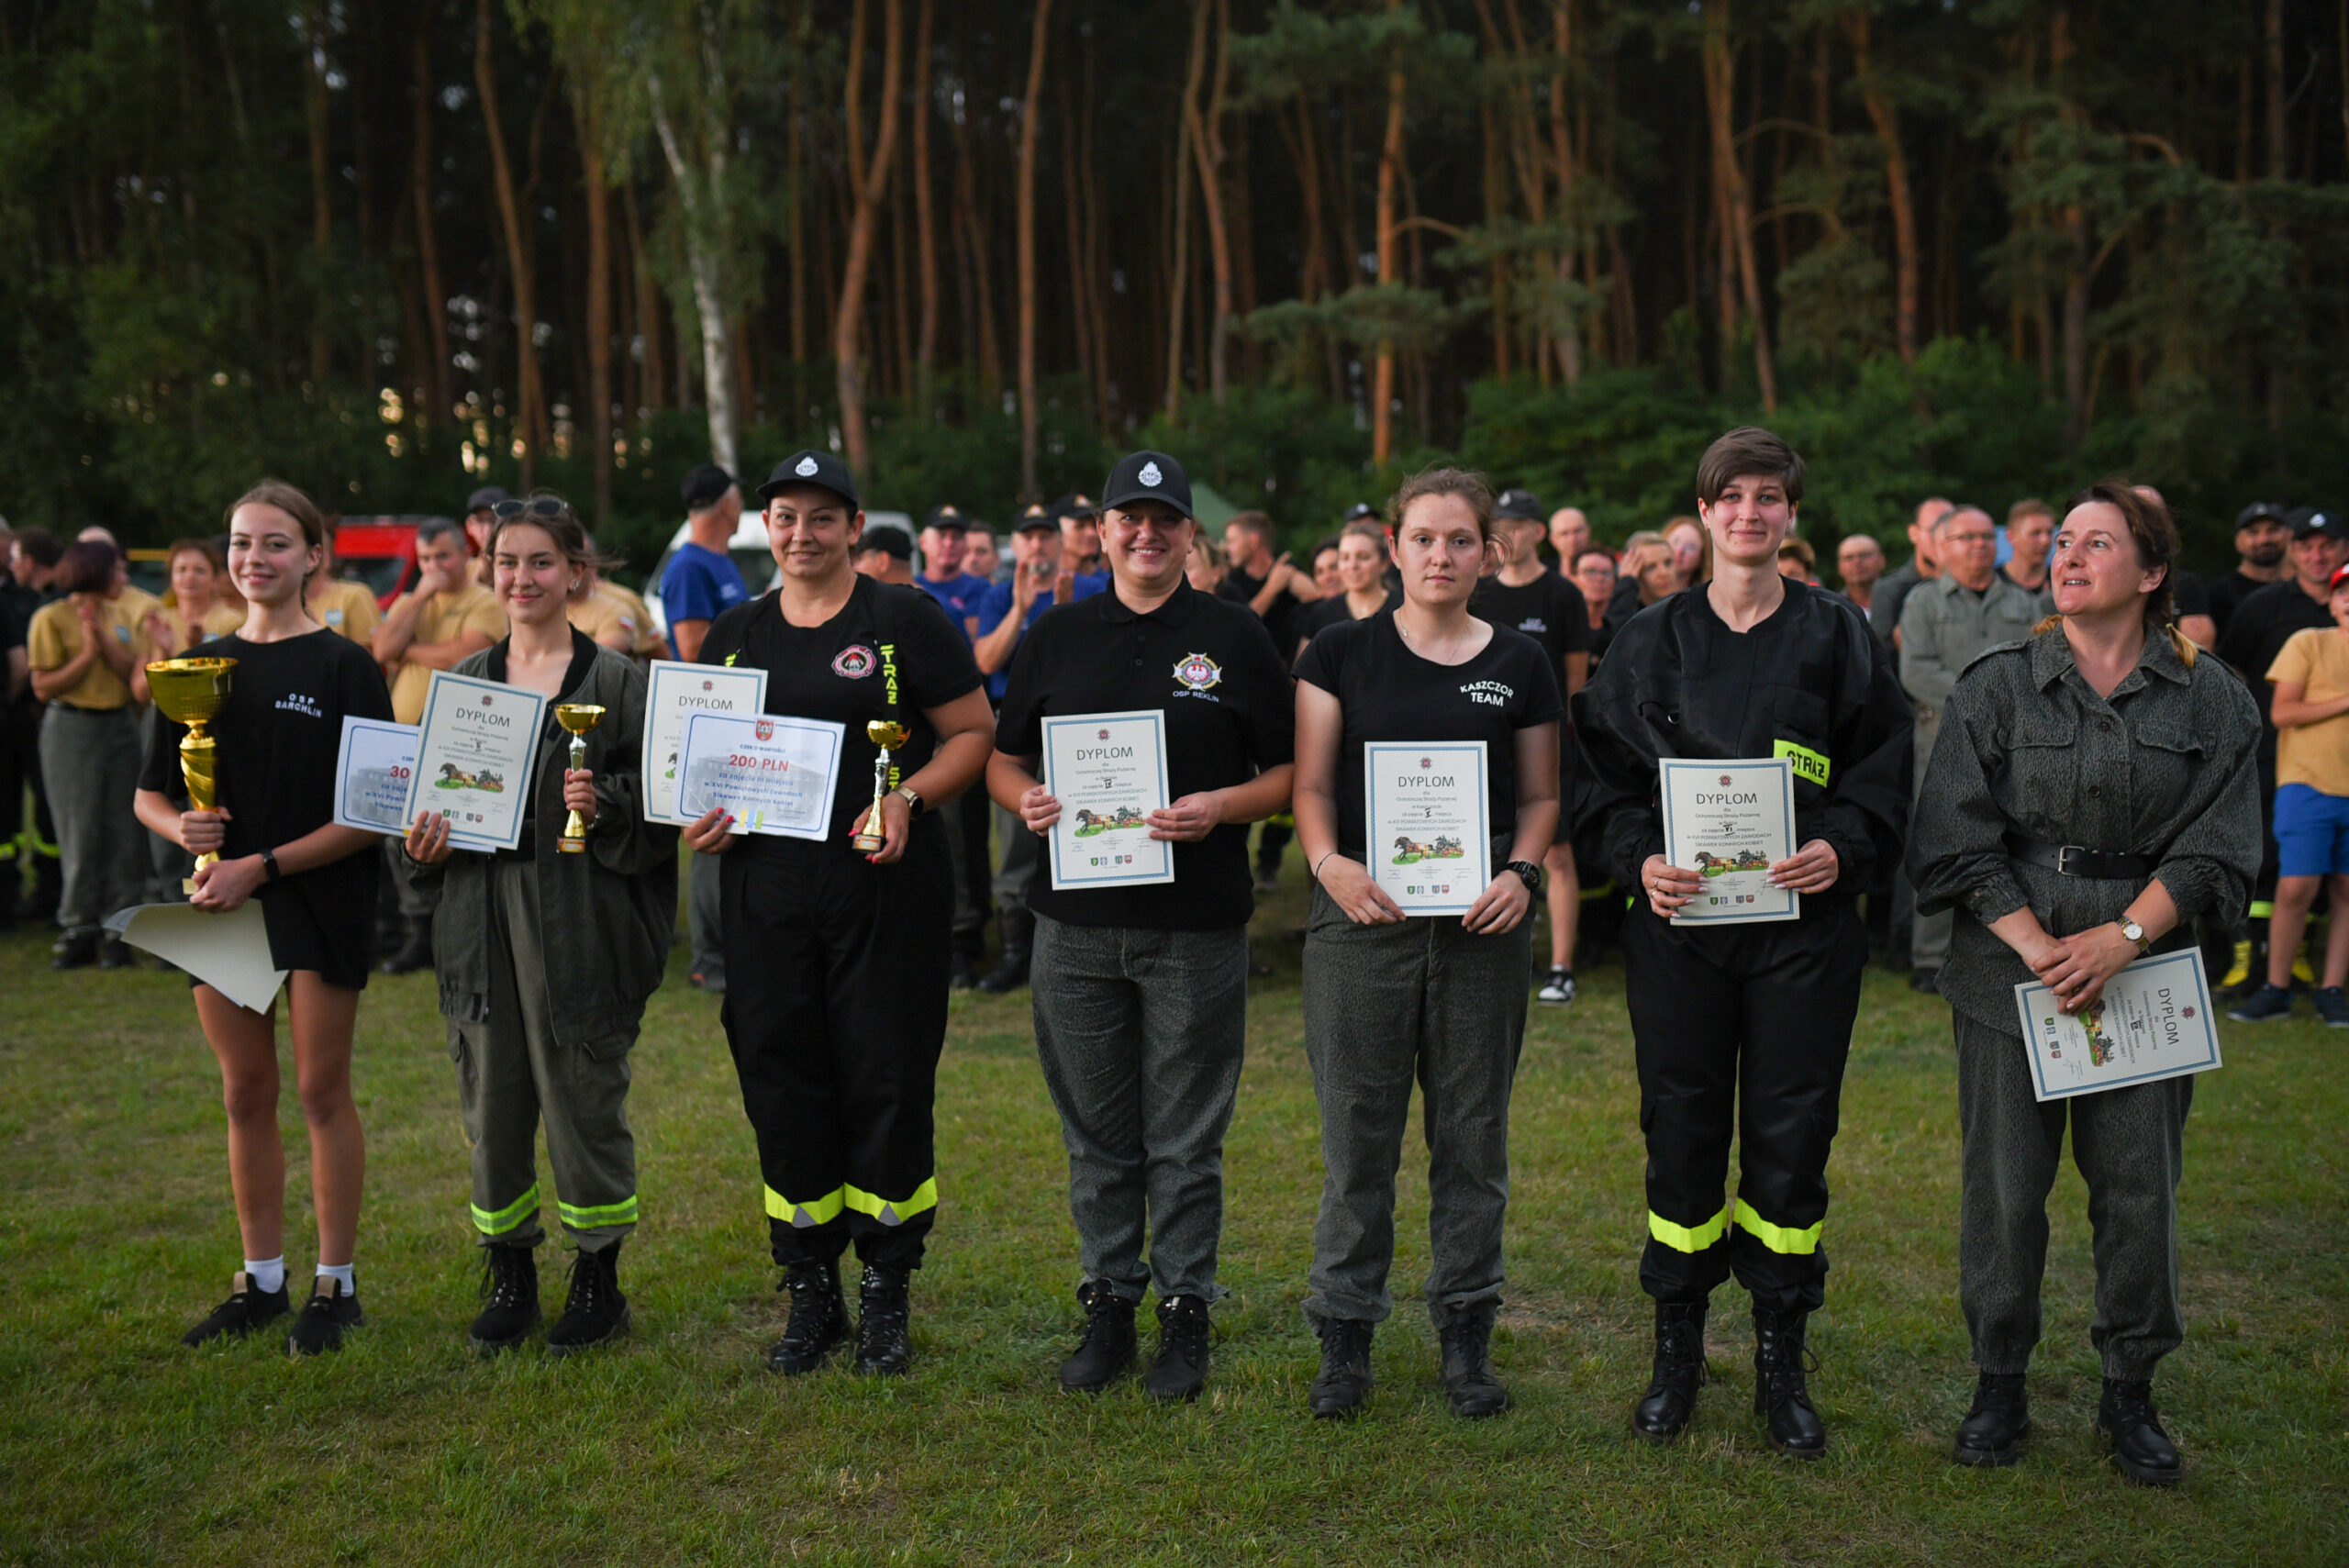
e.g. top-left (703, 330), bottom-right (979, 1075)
top-left (2012, 949), bottom-right (2221, 1103)
top-left (1043, 709), bottom-right (1174, 890)
top-left (1364, 741), bottom-right (1490, 916)
top-left (332, 716), bottom-right (420, 837)
top-left (640, 660), bottom-right (772, 826)
top-left (403, 672), bottom-right (547, 853)
top-left (676, 712), bottom-right (845, 839)
top-left (1658, 757), bottom-right (1799, 924)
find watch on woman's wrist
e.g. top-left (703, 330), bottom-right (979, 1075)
top-left (893, 784), bottom-right (925, 817)
top-left (2119, 917), bottom-right (2150, 955)
top-left (260, 847), bottom-right (282, 882)
top-left (1506, 859), bottom-right (1543, 895)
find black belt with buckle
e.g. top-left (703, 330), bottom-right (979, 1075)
top-left (2004, 835), bottom-right (2156, 880)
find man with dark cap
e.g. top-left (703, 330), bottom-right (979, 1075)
top-left (2205, 501), bottom-right (2293, 645)
top-left (1056, 494), bottom-right (1103, 578)
top-left (854, 523), bottom-right (918, 586)
top-left (667, 462), bottom-right (752, 994)
top-left (916, 506), bottom-right (991, 636)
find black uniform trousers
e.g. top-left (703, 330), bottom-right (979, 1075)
top-left (1622, 896), bottom-right (1865, 1315)
top-left (720, 827), bottom-right (952, 1272)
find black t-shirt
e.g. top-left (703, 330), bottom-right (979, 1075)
top-left (1294, 588), bottom-right (1401, 655)
top-left (2217, 577), bottom-right (2333, 751)
top-left (1219, 566), bottom-right (1312, 654)
top-left (997, 581), bottom-right (1296, 930)
top-left (700, 575), bottom-right (983, 845)
top-left (1472, 572), bottom-right (1591, 673)
top-left (2172, 570), bottom-right (2210, 619)
top-left (2204, 569), bottom-right (2272, 642)
top-left (1293, 612), bottom-right (1564, 860)
top-left (139, 629), bottom-right (394, 984)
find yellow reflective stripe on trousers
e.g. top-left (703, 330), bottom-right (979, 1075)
top-left (556, 1195), bottom-right (640, 1229)
top-left (471, 1182), bottom-right (541, 1236)
top-left (1734, 1199), bottom-right (1822, 1254)
top-left (763, 1184), bottom-right (846, 1229)
top-left (1647, 1204), bottom-right (1731, 1253)
top-left (843, 1178), bottom-right (939, 1227)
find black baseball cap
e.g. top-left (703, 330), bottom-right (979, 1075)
top-left (859, 523), bottom-right (914, 561)
top-left (2236, 501), bottom-right (2291, 529)
top-left (464, 485), bottom-right (512, 515)
top-left (680, 463), bottom-right (738, 511)
top-left (757, 450), bottom-right (860, 510)
top-left (1494, 487), bottom-right (1544, 522)
top-left (1100, 450), bottom-right (1193, 516)
top-left (922, 504), bottom-right (969, 532)
top-left (1013, 502), bottom-right (1058, 534)
top-left (1342, 502), bottom-right (1379, 524)
top-left (2288, 506), bottom-right (2345, 540)
top-left (1052, 493), bottom-right (1099, 523)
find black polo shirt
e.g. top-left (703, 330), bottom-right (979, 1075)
top-left (997, 579), bottom-right (1296, 930)
top-left (2217, 575), bottom-right (2334, 757)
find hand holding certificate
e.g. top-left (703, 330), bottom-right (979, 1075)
top-left (1364, 741), bottom-right (1490, 916)
top-left (641, 660), bottom-right (771, 826)
top-left (676, 711), bottom-right (845, 839)
top-left (404, 672), bottom-right (547, 852)
top-left (1655, 757), bottom-right (1800, 924)
top-left (2013, 949), bottom-right (2221, 1101)
top-left (1043, 710), bottom-right (1174, 890)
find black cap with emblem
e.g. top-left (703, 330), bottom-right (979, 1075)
top-left (1013, 502), bottom-right (1058, 534)
top-left (1342, 502), bottom-right (1379, 524)
top-left (679, 464), bottom-right (736, 511)
top-left (758, 450), bottom-right (860, 510)
top-left (2288, 506), bottom-right (2345, 540)
top-left (922, 504), bottom-right (968, 532)
top-left (1051, 493), bottom-right (1099, 523)
top-left (1494, 487), bottom-right (1544, 522)
top-left (1100, 450), bottom-right (1192, 517)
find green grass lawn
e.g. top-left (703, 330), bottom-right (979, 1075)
top-left (1, 869), bottom-right (2343, 1566)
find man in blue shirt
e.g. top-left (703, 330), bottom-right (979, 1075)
top-left (666, 461), bottom-right (751, 995)
top-left (916, 505), bottom-right (993, 640)
top-left (663, 463), bottom-right (751, 663)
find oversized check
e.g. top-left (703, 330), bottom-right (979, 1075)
top-left (678, 711), bottom-right (845, 839)
top-left (332, 716), bottom-right (419, 837)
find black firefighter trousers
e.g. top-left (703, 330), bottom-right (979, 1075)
top-left (1622, 896), bottom-right (1865, 1315)
top-left (720, 828), bottom-right (951, 1273)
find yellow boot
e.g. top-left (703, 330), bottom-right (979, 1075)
top-left (2221, 939), bottom-right (2252, 990)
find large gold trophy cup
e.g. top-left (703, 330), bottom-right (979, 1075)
top-left (852, 719), bottom-right (912, 852)
top-left (145, 656), bottom-right (238, 894)
top-left (552, 704), bottom-right (607, 853)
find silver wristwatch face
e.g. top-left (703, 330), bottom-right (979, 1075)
top-left (2121, 919), bottom-right (2144, 944)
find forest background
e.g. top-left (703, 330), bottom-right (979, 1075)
top-left (3, 0), bottom-right (2345, 581)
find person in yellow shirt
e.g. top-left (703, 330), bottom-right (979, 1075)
top-left (306, 517), bottom-right (384, 646)
top-left (150, 539), bottom-right (245, 655)
top-left (27, 539), bottom-right (152, 968)
top-left (2239, 562), bottom-right (2349, 1024)
top-left (370, 516), bottom-right (506, 972)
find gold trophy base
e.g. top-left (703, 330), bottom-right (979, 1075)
top-left (851, 811), bottom-right (886, 853)
top-left (559, 812), bottom-right (590, 852)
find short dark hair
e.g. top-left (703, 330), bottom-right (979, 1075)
top-left (13, 527), bottom-right (62, 568)
top-left (2063, 480), bottom-right (2179, 631)
top-left (1694, 427), bottom-right (1804, 506)
top-left (1224, 509), bottom-right (1276, 545)
top-left (53, 539), bottom-right (118, 595)
top-left (415, 515), bottom-right (467, 550)
top-left (1309, 534), bottom-right (1342, 562)
top-left (2007, 497), bottom-right (2055, 528)
top-left (1388, 467), bottom-right (1497, 540)
top-left (1573, 546), bottom-right (1616, 573)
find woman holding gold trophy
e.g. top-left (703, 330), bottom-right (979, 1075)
top-left (685, 449), bottom-right (993, 1379)
top-left (132, 481), bottom-right (394, 1355)
top-left (401, 495), bottom-right (676, 1357)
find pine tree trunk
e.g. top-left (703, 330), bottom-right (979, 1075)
top-left (1016, 0), bottom-right (1053, 497)
top-left (408, 1), bottom-right (450, 427)
top-left (305, 4), bottom-right (332, 386)
top-left (834, 0), bottom-right (906, 480)
top-left (1700, 0), bottom-right (1775, 410)
top-left (1372, 18), bottom-right (1407, 465)
top-left (475, 0), bottom-right (541, 481)
top-left (1186, 0), bottom-right (1234, 403)
top-left (1845, 8), bottom-right (1919, 364)
top-left (1163, 0), bottom-right (1208, 419)
top-left (575, 93), bottom-right (614, 525)
top-left (911, 0), bottom-right (940, 405)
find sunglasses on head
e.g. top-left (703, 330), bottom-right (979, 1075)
top-left (492, 496), bottom-right (568, 519)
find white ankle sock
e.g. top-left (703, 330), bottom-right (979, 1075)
top-left (245, 1257), bottom-right (286, 1295)
top-left (316, 1262), bottom-right (356, 1295)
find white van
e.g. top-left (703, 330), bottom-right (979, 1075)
top-left (641, 509), bottom-right (914, 644)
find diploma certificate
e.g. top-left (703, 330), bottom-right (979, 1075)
top-left (2012, 949), bottom-right (2221, 1103)
top-left (1659, 757), bottom-right (1799, 924)
top-left (1043, 709), bottom-right (1174, 890)
top-left (677, 712), bottom-right (845, 839)
top-left (404, 672), bottom-right (547, 853)
top-left (332, 716), bottom-right (421, 837)
top-left (641, 660), bottom-right (772, 826)
top-left (1364, 741), bottom-right (1490, 916)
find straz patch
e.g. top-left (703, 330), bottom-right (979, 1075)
top-left (831, 644), bottom-right (878, 679)
top-left (1173, 652), bottom-right (1222, 692)
top-left (1774, 739), bottom-right (1831, 786)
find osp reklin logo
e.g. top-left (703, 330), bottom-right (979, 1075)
top-left (1174, 653), bottom-right (1221, 692)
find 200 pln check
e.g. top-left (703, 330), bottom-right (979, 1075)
top-left (677, 712), bottom-right (844, 839)
top-left (1659, 757), bottom-right (1798, 923)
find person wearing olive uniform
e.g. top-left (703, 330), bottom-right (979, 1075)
top-left (685, 450), bottom-right (996, 1378)
top-left (990, 451), bottom-right (1297, 1402)
top-left (1911, 484), bottom-right (2261, 1486)
top-left (1576, 428), bottom-right (1910, 1456)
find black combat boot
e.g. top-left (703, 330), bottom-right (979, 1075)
top-left (1752, 1307), bottom-right (1827, 1458)
top-left (1057, 1281), bottom-right (1138, 1394)
top-left (1953, 1372), bottom-right (2030, 1467)
top-left (1437, 1303), bottom-right (1509, 1418)
top-left (854, 1263), bottom-right (914, 1376)
top-left (1144, 1294), bottom-right (1210, 1404)
top-left (977, 910), bottom-right (1033, 994)
top-left (468, 1242), bottom-right (540, 1355)
top-left (767, 1260), bottom-right (849, 1375)
top-left (1307, 1318), bottom-right (1375, 1419)
top-left (547, 1242), bottom-right (629, 1356)
top-left (2098, 1378), bottom-right (2183, 1487)
top-left (1631, 1301), bottom-right (1709, 1442)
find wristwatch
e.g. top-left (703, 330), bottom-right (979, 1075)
top-left (893, 784), bottom-right (925, 817)
top-left (2119, 917), bottom-right (2151, 955)
top-left (260, 847), bottom-right (282, 882)
top-left (1506, 859), bottom-right (1543, 895)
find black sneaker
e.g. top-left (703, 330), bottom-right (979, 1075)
top-left (50, 929), bottom-right (99, 971)
top-left (546, 1243), bottom-right (630, 1357)
top-left (2227, 983), bottom-right (2293, 1022)
top-left (2314, 986), bottom-right (2349, 1028)
top-left (286, 1274), bottom-right (364, 1356)
top-left (1535, 967), bottom-right (1577, 1006)
top-left (182, 1271), bottom-right (291, 1347)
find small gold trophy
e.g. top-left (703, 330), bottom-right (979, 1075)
top-left (552, 704), bottom-right (607, 853)
top-left (852, 718), bottom-right (912, 852)
top-left (145, 656), bottom-right (238, 894)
